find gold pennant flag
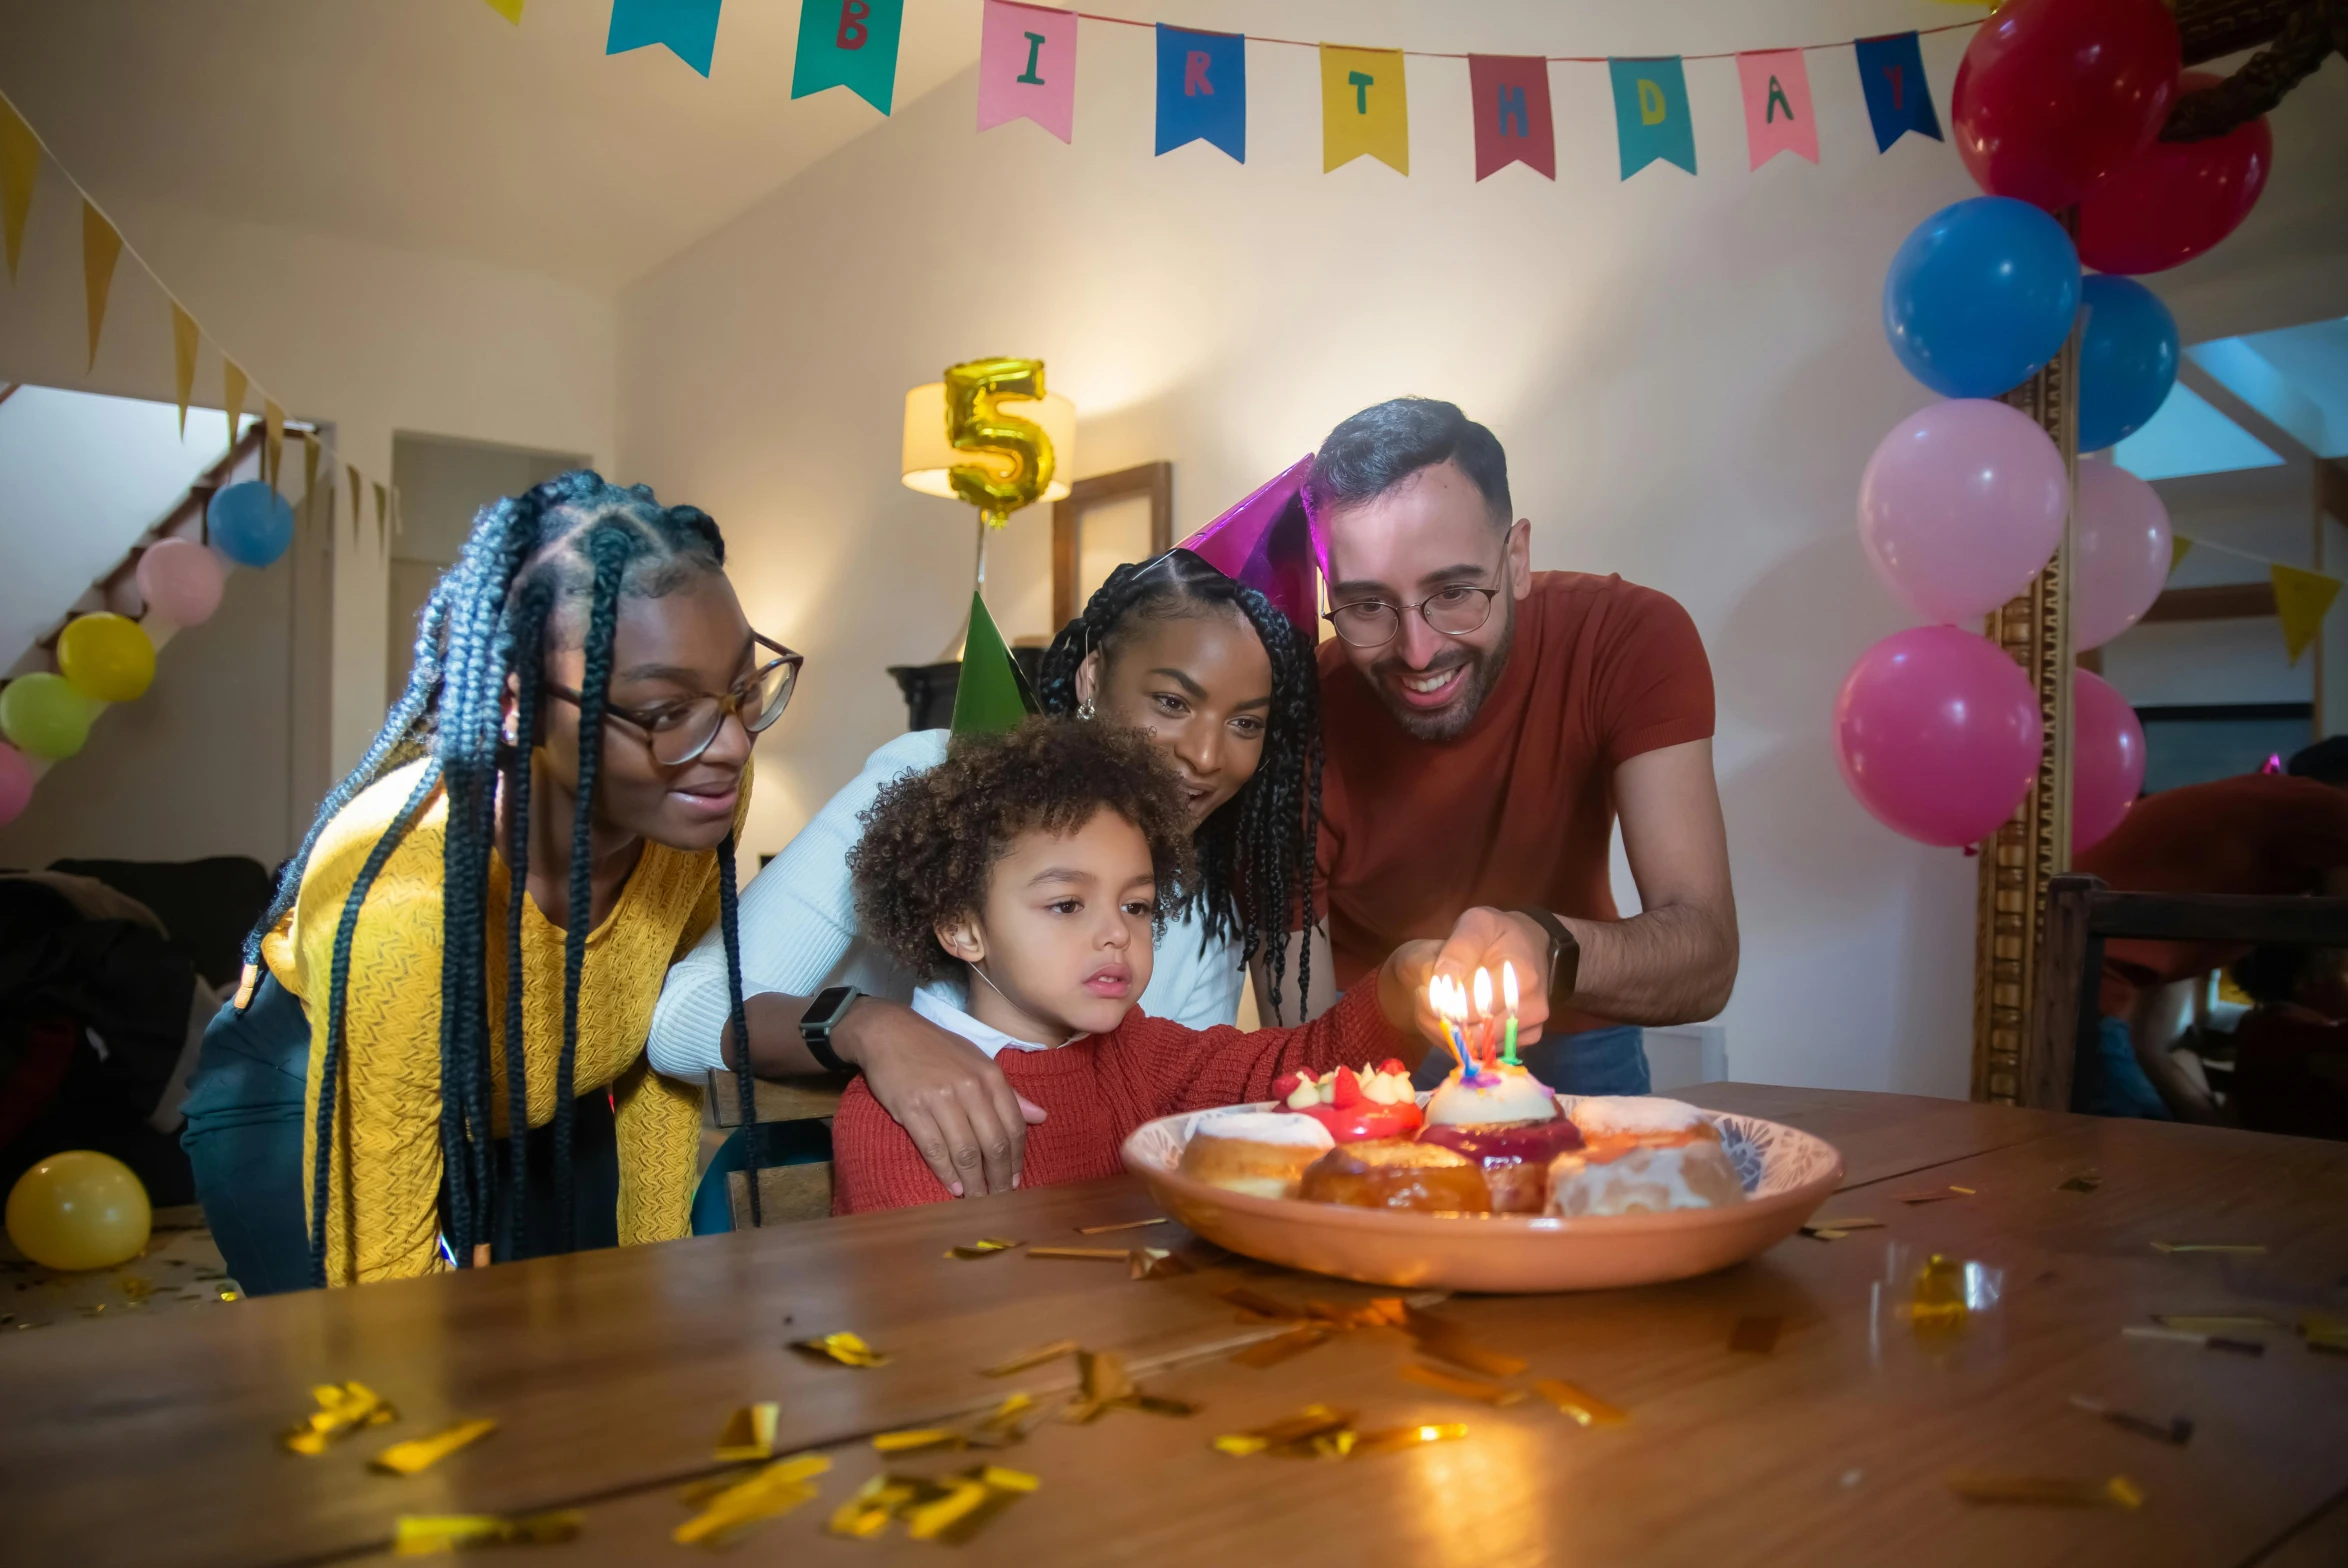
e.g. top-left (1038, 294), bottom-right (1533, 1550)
top-left (346, 463), bottom-right (361, 543)
top-left (2169, 533), bottom-right (2193, 575)
top-left (301, 430), bottom-right (321, 530)
top-left (0, 97), bottom-right (38, 281)
top-left (223, 360), bottom-right (248, 449)
top-left (262, 399), bottom-right (285, 491)
top-left (391, 484), bottom-right (403, 537)
top-left (170, 303), bottom-right (200, 437)
top-left (1320, 45), bottom-right (1409, 175)
top-left (2273, 563), bottom-right (2343, 666)
top-left (81, 201), bottom-right (121, 371)
top-left (374, 480), bottom-right (389, 548)
top-left (483, 0), bottom-right (526, 20)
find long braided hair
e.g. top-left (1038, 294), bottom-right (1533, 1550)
top-left (1037, 550), bottom-right (1322, 1022)
top-left (244, 470), bottom-right (758, 1286)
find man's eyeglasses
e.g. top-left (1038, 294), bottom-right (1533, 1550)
top-left (1323, 585), bottom-right (1501, 648)
top-left (545, 633), bottom-right (802, 766)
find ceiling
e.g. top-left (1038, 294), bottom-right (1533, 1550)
top-left (0, 0), bottom-right (983, 291)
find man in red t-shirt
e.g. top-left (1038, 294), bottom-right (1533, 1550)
top-left (1272, 398), bottom-right (1737, 1094)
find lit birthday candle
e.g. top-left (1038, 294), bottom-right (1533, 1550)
top-left (1472, 967), bottom-right (1495, 1067)
top-left (1501, 962), bottom-right (1521, 1067)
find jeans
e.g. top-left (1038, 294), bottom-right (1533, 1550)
top-left (1411, 1024), bottom-right (1651, 1097)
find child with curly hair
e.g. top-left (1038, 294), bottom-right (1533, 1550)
top-left (833, 718), bottom-right (1439, 1213)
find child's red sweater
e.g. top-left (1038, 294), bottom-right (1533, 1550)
top-left (832, 977), bottom-right (1410, 1213)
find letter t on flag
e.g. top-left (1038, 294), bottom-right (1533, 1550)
top-left (1736, 49), bottom-right (1818, 169)
top-left (1155, 24), bottom-right (1245, 161)
top-left (1854, 32), bottom-right (1943, 152)
top-left (1466, 56), bottom-right (1554, 180)
top-left (1320, 45), bottom-right (1408, 174)
top-left (1608, 58), bottom-right (1696, 179)
top-left (792, 0), bottom-right (904, 114)
top-left (977, 1), bottom-right (1078, 142)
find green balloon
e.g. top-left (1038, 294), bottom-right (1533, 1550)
top-left (0, 672), bottom-right (102, 760)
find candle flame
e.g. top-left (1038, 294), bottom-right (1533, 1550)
top-left (1502, 961), bottom-right (1519, 1011)
top-left (1472, 967), bottom-right (1493, 1018)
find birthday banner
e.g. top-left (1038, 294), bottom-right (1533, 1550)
top-left (562, 0), bottom-right (1985, 185)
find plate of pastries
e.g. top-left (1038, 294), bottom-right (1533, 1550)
top-left (1122, 1058), bottom-right (1843, 1292)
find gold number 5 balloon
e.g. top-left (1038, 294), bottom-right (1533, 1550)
top-left (943, 357), bottom-right (1056, 529)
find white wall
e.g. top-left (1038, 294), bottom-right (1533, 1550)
top-left (617, 2), bottom-right (2015, 1095)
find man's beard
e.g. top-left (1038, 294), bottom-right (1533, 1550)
top-left (1367, 599), bottom-right (1516, 743)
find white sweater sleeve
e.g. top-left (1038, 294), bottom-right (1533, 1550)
top-left (1140, 904), bottom-right (1246, 1031)
top-left (646, 729), bottom-right (948, 1080)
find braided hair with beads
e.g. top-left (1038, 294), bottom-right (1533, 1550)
top-left (246, 470), bottom-right (761, 1287)
top-left (1036, 550), bottom-right (1323, 1022)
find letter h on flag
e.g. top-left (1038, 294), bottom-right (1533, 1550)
top-left (1854, 32), bottom-right (1942, 152)
top-left (1467, 55), bottom-right (1554, 180)
top-left (1156, 24), bottom-right (1245, 161)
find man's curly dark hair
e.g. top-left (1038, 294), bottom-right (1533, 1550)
top-left (850, 717), bottom-right (1201, 981)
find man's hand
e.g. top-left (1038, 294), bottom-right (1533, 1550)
top-left (1423, 907), bottom-right (1555, 1044)
top-left (835, 1000), bottom-right (1046, 1197)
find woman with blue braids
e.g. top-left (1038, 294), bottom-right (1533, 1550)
top-left (179, 471), bottom-right (799, 1290)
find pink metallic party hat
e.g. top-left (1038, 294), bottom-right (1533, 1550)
top-left (1173, 454), bottom-right (1324, 645)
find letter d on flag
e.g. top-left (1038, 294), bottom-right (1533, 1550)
top-left (1608, 57), bottom-right (1695, 178)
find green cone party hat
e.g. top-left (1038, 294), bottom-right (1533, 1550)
top-left (949, 592), bottom-right (1040, 737)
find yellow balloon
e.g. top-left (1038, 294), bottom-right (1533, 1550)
top-left (943, 356), bottom-right (1056, 529)
top-left (5, 1150), bottom-right (152, 1271)
top-left (57, 612), bottom-right (156, 703)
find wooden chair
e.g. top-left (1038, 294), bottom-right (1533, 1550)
top-left (699, 1070), bottom-right (847, 1227)
top-left (2024, 875), bottom-right (2348, 1111)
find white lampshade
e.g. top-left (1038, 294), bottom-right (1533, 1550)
top-left (900, 381), bottom-right (1076, 504)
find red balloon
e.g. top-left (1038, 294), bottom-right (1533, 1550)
top-left (2078, 72), bottom-right (2273, 274)
top-left (1953, 0), bottom-right (2181, 210)
top-left (2072, 670), bottom-right (2146, 852)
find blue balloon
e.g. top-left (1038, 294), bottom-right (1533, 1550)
top-left (2077, 274), bottom-right (2179, 453)
top-left (207, 479), bottom-right (295, 568)
top-left (1883, 196), bottom-right (2082, 399)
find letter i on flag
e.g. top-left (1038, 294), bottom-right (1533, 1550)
top-left (1608, 58), bottom-right (1696, 178)
top-left (1736, 49), bottom-right (1818, 168)
top-left (1467, 56), bottom-right (1554, 180)
top-left (1854, 32), bottom-right (1942, 151)
top-left (1321, 45), bottom-right (1408, 174)
top-left (1156, 24), bottom-right (1245, 161)
top-left (605, 0), bottom-right (725, 78)
top-left (977, 1), bottom-right (1078, 143)
top-left (792, 0), bottom-right (903, 114)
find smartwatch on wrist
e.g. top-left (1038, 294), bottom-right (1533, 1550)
top-left (1507, 907), bottom-right (1581, 1012)
top-left (798, 985), bottom-right (865, 1075)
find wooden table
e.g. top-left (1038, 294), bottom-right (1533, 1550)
top-left (6, 1086), bottom-right (2344, 1566)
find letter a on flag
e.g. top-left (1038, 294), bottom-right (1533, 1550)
top-left (1736, 49), bottom-right (1818, 168)
top-left (1854, 32), bottom-right (1942, 152)
top-left (1608, 58), bottom-right (1695, 179)
top-left (1467, 55), bottom-right (1554, 180)
top-left (1155, 24), bottom-right (1245, 161)
top-left (793, 0), bottom-right (904, 113)
top-left (1321, 45), bottom-right (1407, 174)
top-left (977, 0), bottom-right (1078, 142)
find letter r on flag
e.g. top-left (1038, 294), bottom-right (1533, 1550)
top-left (1185, 50), bottom-right (1211, 95)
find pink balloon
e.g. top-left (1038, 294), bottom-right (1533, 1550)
top-left (134, 538), bottom-right (225, 627)
top-left (1859, 399), bottom-right (2069, 623)
top-left (0, 743), bottom-right (32, 827)
top-left (1836, 626), bottom-right (2044, 847)
top-left (2072, 460), bottom-right (2172, 651)
top-left (2073, 669), bottom-right (2147, 852)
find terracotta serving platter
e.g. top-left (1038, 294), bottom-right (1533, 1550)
top-left (1121, 1099), bottom-right (1844, 1294)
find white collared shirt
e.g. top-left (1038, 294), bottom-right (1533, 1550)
top-left (910, 984), bottom-right (1070, 1057)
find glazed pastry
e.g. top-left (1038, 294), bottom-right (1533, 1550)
top-left (1416, 1117), bottom-right (1585, 1213)
top-left (1545, 1097), bottom-right (1744, 1216)
top-left (1297, 1138), bottom-right (1492, 1214)
top-left (1423, 1061), bottom-right (1559, 1128)
top-left (1272, 1061), bottom-right (1424, 1142)
top-left (1565, 1095), bottom-right (1710, 1142)
top-left (1179, 1111), bottom-right (1335, 1199)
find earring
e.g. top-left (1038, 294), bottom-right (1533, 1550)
top-left (1076, 699), bottom-right (1096, 722)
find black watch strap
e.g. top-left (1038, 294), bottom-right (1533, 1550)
top-left (1508, 907), bottom-right (1580, 1011)
top-left (799, 985), bottom-right (863, 1075)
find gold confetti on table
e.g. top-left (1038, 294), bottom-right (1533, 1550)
top-left (945, 1238), bottom-right (1023, 1260)
top-left (1949, 1474), bottom-right (2144, 1509)
top-left (117, 1276), bottom-right (154, 1301)
top-left (1729, 1315), bottom-right (1783, 1355)
top-left (1220, 1285), bottom-right (1307, 1322)
top-left (791, 1331), bottom-right (890, 1368)
top-left (1055, 1348), bottom-right (1198, 1423)
top-left (1076, 1217), bottom-right (1168, 1235)
top-left (1130, 1247), bottom-right (1195, 1280)
top-left (674, 1453), bottom-right (830, 1549)
top-left (372, 1419), bottom-right (498, 1476)
top-left (282, 1380), bottom-right (397, 1456)
top-left (873, 1393), bottom-right (1040, 1455)
top-left (1800, 1217), bottom-right (1884, 1241)
top-left (1354, 1422), bottom-right (1470, 1456)
top-left (1403, 1306), bottom-right (1528, 1378)
top-left (2302, 1313), bottom-right (2348, 1354)
top-left (1532, 1377), bottom-right (1629, 1428)
top-left (2057, 1170), bottom-right (2103, 1193)
top-left (829, 1466), bottom-right (1036, 1545)
top-left (979, 1337), bottom-right (1078, 1378)
top-left (2070, 1395), bottom-right (2193, 1446)
top-left (393, 1511), bottom-right (582, 1555)
top-left (1399, 1362), bottom-right (1524, 1406)
top-left (1027, 1246), bottom-right (1131, 1262)
top-left (2122, 1325), bottom-right (2264, 1356)
top-left (2150, 1242), bottom-right (2266, 1255)
top-left (1232, 1326), bottom-right (1331, 1369)
top-left (1893, 1187), bottom-right (1969, 1205)
top-left (713, 1402), bottom-right (779, 1462)
top-left (1212, 1404), bottom-right (1358, 1458)
top-left (2153, 1314), bottom-right (2277, 1334)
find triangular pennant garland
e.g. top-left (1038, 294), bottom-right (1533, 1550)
top-left (170, 302), bottom-right (200, 437)
top-left (223, 360), bottom-right (248, 450)
top-left (977, 1), bottom-right (1078, 143)
top-left (262, 398), bottom-right (286, 491)
top-left (605, 0), bottom-right (725, 77)
top-left (1467, 55), bottom-right (1555, 181)
top-left (950, 593), bottom-right (1041, 738)
top-left (301, 430), bottom-right (322, 531)
top-left (792, 0), bottom-right (903, 114)
top-left (1737, 49), bottom-right (1819, 168)
top-left (1854, 32), bottom-right (1943, 152)
top-left (2272, 564), bottom-right (2342, 667)
top-left (483, 0), bottom-right (526, 23)
top-left (0, 97), bottom-right (37, 281)
top-left (347, 464), bottom-right (362, 544)
top-left (1320, 45), bottom-right (1408, 174)
top-left (80, 201), bottom-right (121, 371)
top-left (1155, 23), bottom-right (1245, 161)
top-left (373, 480), bottom-right (390, 548)
top-left (2169, 534), bottom-right (2193, 574)
top-left (1609, 58), bottom-right (1697, 178)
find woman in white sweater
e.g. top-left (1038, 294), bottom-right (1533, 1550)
top-left (649, 550), bottom-right (1323, 1197)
